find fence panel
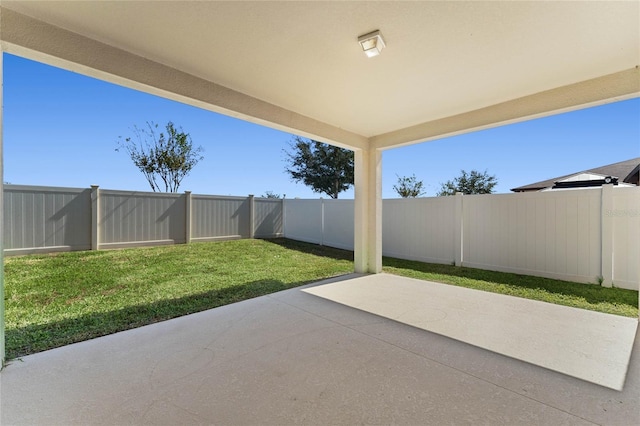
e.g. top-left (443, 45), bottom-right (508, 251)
top-left (383, 197), bottom-right (456, 264)
top-left (462, 190), bottom-right (601, 284)
top-left (283, 199), bottom-right (323, 244)
top-left (3, 185), bottom-right (91, 254)
top-left (100, 190), bottom-right (186, 247)
top-left (611, 187), bottom-right (640, 289)
top-left (323, 200), bottom-right (354, 250)
top-left (3, 186), bottom-right (279, 254)
top-left (280, 187), bottom-right (638, 290)
top-left (254, 198), bottom-right (283, 238)
top-left (191, 195), bottom-right (250, 241)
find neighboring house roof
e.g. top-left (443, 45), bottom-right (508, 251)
top-left (511, 157), bottom-right (640, 192)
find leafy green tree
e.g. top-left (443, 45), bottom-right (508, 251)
top-left (437, 169), bottom-right (497, 196)
top-left (117, 121), bottom-right (204, 193)
top-left (393, 174), bottom-right (425, 198)
top-left (284, 137), bottom-right (354, 199)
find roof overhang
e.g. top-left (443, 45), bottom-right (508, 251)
top-left (1, 1), bottom-right (638, 152)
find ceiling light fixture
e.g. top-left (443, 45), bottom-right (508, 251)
top-left (358, 30), bottom-right (385, 58)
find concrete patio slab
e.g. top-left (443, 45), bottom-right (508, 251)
top-left (1, 274), bottom-right (638, 425)
top-left (304, 273), bottom-right (638, 390)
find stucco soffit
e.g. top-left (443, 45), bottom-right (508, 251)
top-left (371, 67), bottom-right (640, 151)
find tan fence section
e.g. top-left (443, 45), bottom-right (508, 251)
top-left (4, 185), bottom-right (283, 255)
top-left (190, 194), bottom-right (251, 242)
top-left (254, 198), bottom-right (285, 239)
top-left (99, 189), bottom-right (187, 249)
top-left (4, 185), bottom-right (92, 254)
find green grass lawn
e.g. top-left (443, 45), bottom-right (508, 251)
top-left (383, 257), bottom-right (638, 318)
top-left (4, 239), bottom-right (353, 359)
top-left (4, 238), bottom-right (638, 359)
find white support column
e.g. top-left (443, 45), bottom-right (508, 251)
top-left (354, 148), bottom-right (382, 273)
top-left (0, 48), bottom-right (6, 363)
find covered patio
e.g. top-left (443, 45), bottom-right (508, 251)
top-left (1, 2), bottom-right (639, 423)
top-left (2, 274), bottom-right (638, 424)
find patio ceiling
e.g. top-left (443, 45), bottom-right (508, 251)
top-left (1, 1), bottom-right (638, 151)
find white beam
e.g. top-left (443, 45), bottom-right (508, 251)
top-left (0, 8), bottom-right (368, 151)
top-left (371, 68), bottom-right (640, 150)
top-left (354, 148), bottom-right (382, 274)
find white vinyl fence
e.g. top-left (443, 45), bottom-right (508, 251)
top-left (383, 196), bottom-right (457, 265)
top-left (5, 184), bottom-right (638, 290)
top-left (283, 199), bottom-right (354, 250)
top-left (3, 185), bottom-right (283, 255)
top-left (284, 186), bottom-right (639, 290)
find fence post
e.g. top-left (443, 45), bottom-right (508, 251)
top-left (454, 192), bottom-right (464, 266)
top-left (248, 194), bottom-right (255, 239)
top-left (601, 184), bottom-right (614, 287)
top-left (185, 190), bottom-right (192, 244)
top-left (281, 198), bottom-right (286, 237)
top-left (320, 198), bottom-right (325, 246)
top-left (90, 185), bottom-right (100, 251)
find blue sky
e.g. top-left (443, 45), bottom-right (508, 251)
top-left (3, 53), bottom-right (639, 198)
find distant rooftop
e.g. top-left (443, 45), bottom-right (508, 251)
top-left (511, 157), bottom-right (640, 192)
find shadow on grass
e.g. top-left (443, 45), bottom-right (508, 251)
top-left (5, 278), bottom-right (301, 360)
top-left (262, 238), bottom-right (354, 262)
top-left (383, 257), bottom-right (639, 309)
top-left (8, 239), bottom-right (636, 360)
top-left (265, 239), bottom-right (637, 311)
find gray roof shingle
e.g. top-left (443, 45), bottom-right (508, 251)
top-left (511, 157), bottom-right (640, 192)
